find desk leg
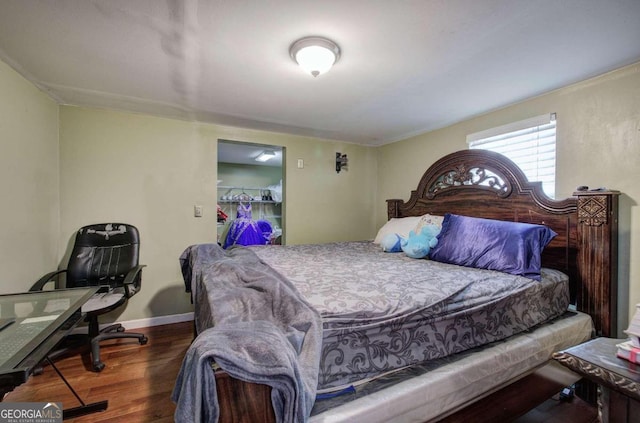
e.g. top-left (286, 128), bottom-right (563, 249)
top-left (45, 357), bottom-right (108, 419)
top-left (63, 401), bottom-right (109, 420)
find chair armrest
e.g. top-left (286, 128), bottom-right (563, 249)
top-left (122, 265), bottom-right (146, 298)
top-left (30, 269), bottom-right (67, 291)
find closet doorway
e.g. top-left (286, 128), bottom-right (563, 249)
top-left (217, 140), bottom-right (285, 247)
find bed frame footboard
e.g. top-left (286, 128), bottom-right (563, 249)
top-left (215, 368), bottom-right (275, 423)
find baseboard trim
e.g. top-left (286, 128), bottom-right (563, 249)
top-left (69, 312), bottom-right (195, 335)
top-left (119, 312), bottom-right (194, 329)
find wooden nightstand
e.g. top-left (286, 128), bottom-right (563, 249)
top-left (553, 337), bottom-right (640, 423)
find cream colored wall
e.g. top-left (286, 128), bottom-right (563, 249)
top-left (377, 62), bottom-right (640, 335)
top-left (209, 124), bottom-right (378, 245)
top-left (0, 60), bottom-right (59, 293)
top-left (59, 106), bottom-right (377, 321)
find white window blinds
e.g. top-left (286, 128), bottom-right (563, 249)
top-left (467, 114), bottom-right (556, 198)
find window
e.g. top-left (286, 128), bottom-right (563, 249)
top-left (467, 114), bottom-right (556, 198)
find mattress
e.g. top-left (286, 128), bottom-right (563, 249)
top-left (251, 241), bottom-right (570, 391)
top-left (308, 310), bottom-right (593, 422)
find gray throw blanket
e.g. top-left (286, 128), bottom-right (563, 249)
top-left (172, 243), bottom-right (323, 423)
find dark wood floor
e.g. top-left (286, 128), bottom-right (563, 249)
top-left (514, 396), bottom-right (598, 423)
top-left (3, 322), bottom-right (192, 422)
top-left (3, 321), bottom-right (598, 422)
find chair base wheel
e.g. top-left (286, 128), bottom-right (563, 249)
top-left (92, 361), bottom-right (105, 372)
top-left (140, 336), bottom-right (148, 345)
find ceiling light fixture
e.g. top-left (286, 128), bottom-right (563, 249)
top-left (255, 150), bottom-right (277, 162)
top-left (289, 36), bottom-right (341, 77)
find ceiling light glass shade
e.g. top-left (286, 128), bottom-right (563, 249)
top-left (290, 37), bottom-right (340, 77)
top-left (255, 151), bottom-right (276, 162)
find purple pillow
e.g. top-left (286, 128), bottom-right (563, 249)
top-left (429, 214), bottom-right (557, 280)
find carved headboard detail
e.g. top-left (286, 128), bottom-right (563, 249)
top-left (427, 164), bottom-right (510, 197)
top-left (578, 195), bottom-right (610, 226)
top-left (387, 149), bottom-right (619, 337)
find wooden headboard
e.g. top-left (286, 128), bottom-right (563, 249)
top-left (387, 149), bottom-right (619, 337)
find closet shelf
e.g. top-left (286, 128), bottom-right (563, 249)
top-left (218, 185), bottom-right (267, 190)
top-left (218, 185), bottom-right (282, 203)
top-left (218, 200), bottom-right (281, 204)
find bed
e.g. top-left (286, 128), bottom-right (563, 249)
top-left (174, 149), bottom-right (619, 422)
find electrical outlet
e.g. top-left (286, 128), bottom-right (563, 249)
top-left (297, 159), bottom-right (304, 169)
top-left (194, 205), bottom-right (203, 217)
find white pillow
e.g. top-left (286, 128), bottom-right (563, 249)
top-left (373, 216), bottom-right (422, 244)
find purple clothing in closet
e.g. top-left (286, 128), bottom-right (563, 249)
top-left (223, 203), bottom-right (272, 248)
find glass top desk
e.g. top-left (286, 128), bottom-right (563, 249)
top-left (0, 287), bottom-right (99, 397)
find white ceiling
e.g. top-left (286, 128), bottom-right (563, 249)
top-left (1, 0), bottom-right (639, 146)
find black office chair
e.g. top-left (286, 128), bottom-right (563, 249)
top-left (30, 223), bottom-right (148, 372)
